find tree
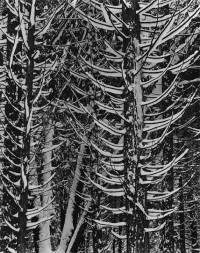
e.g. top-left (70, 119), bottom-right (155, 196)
top-left (1, 0), bottom-right (200, 252)
top-left (59, 0), bottom-right (200, 252)
top-left (1, 1), bottom-right (64, 252)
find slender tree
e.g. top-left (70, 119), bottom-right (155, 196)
top-left (1, 1), bottom-right (64, 252)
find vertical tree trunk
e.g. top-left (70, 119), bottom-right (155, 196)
top-left (29, 147), bottom-right (40, 253)
top-left (0, 12), bottom-right (5, 248)
top-left (67, 200), bottom-right (90, 253)
top-left (18, 3), bottom-right (35, 251)
top-left (122, 1), bottom-right (146, 252)
top-left (118, 226), bottom-right (122, 253)
top-left (19, 5), bottom-right (35, 251)
top-left (38, 118), bottom-right (54, 253)
top-left (56, 143), bottom-right (86, 253)
top-left (190, 209), bottom-right (199, 253)
top-left (161, 135), bottom-right (174, 253)
top-left (179, 176), bottom-right (186, 253)
top-left (161, 71), bottom-right (175, 253)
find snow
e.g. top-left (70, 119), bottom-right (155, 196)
top-left (85, 71), bottom-right (124, 95)
top-left (111, 230), bottom-right (127, 239)
top-left (5, 0), bottom-right (18, 16)
top-left (100, 136), bottom-right (123, 151)
top-left (19, 9), bottom-right (29, 50)
top-left (6, 246), bottom-right (17, 253)
top-left (27, 215), bottom-right (54, 229)
top-left (21, 164), bottom-right (28, 189)
top-left (94, 118), bottom-right (126, 136)
top-left (4, 218), bottom-right (19, 232)
top-left (96, 172), bottom-right (122, 185)
top-left (28, 174), bottom-right (55, 190)
top-left (42, 142), bottom-right (64, 153)
top-left (144, 221), bottom-right (166, 232)
top-left (94, 219), bottom-right (126, 228)
top-left (76, 7), bottom-right (122, 32)
top-left (88, 177), bottom-right (125, 196)
top-left (92, 141), bottom-right (123, 160)
top-left (100, 205), bottom-right (126, 214)
top-left (35, 2), bottom-right (65, 37)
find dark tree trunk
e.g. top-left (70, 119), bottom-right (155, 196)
top-left (122, 0), bottom-right (146, 252)
top-left (161, 71), bottom-right (175, 253)
top-left (33, 226), bottom-right (39, 253)
top-left (162, 135), bottom-right (174, 253)
top-left (18, 189), bottom-right (28, 253)
top-left (18, 5), bottom-right (35, 252)
top-left (71, 223), bottom-right (87, 253)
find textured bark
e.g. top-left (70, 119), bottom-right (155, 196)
top-left (29, 133), bottom-right (40, 253)
top-left (56, 143), bottom-right (86, 253)
top-left (67, 200), bottom-right (90, 253)
top-left (162, 73), bottom-right (175, 253)
top-left (122, 0), bottom-right (145, 252)
top-left (18, 5), bottom-right (35, 252)
top-left (190, 209), bottom-right (199, 253)
top-left (161, 141), bottom-right (174, 253)
top-left (0, 22), bottom-right (4, 249)
top-left (38, 119), bottom-right (54, 253)
top-left (179, 177), bottom-right (186, 253)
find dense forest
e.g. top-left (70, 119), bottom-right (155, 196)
top-left (1, 0), bottom-right (200, 252)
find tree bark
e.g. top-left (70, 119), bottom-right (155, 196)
top-left (179, 176), bottom-right (186, 253)
top-left (67, 200), bottom-right (90, 253)
top-left (38, 119), bottom-right (54, 253)
top-left (162, 72), bottom-right (175, 253)
top-left (56, 143), bottom-right (86, 253)
top-left (0, 20), bottom-right (5, 250)
top-left (122, 1), bottom-right (145, 252)
top-left (190, 209), bottom-right (199, 253)
top-left (18, 3), bottom-right (35, 251)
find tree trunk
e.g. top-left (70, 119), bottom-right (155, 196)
top-left (161, 71), bottom-right (175, 253)
top-left (0, 16), bottom-right (5, 249)
top-left (56, 143), bottom-right (86, 253)
top-left (38, 118), bottom-right (54, 253)
top-left (122, 0), bottom-right (145, 252)
top-left (190, 209), bottom-right (199, 253)
top-left (29, 133), bottom-right (41, 253)
top-left (18, 4), bottom-right (35, 251)
top-left (179, 177), bottom-right (186, 253)
top-left (67, 200), bottom-right (90, 253)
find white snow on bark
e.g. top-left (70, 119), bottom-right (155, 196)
top-left (144, 221), bottom-right (166, 232)
top-left (66, 200), bottom-right (90, 253)
top-left (38, 120), bottom-right (54, 253)
top-left (56, 144), bottom-right (86, 253)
